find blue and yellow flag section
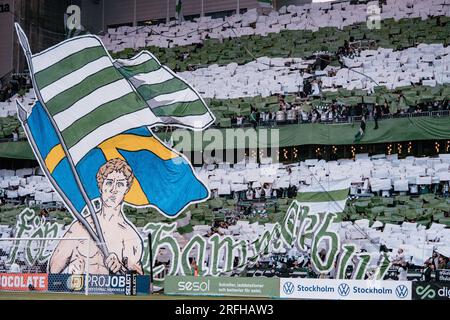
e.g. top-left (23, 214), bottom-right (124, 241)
top-left (77, 126), bottom-right (209, 215)
top-left (27, 101), bottom-right (87, 212)
top-left (25, 102), bottom-right (209, 217)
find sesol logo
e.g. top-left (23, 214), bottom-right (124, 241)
top-left (178, 280), bottom-right (210, 292)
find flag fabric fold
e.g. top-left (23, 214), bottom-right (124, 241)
top-left (114, 51), bottom-right (213, 129)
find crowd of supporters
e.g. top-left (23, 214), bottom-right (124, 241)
top-left (228, 94), bottom-right (449, 129)
top-left (0, 75), bottom-right (30, 102)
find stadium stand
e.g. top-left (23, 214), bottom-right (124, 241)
top-left (178, 44), bottom-right (449, 99)
top-left (0, 0), bottom-right (449, 281)
top-left (101, 0), bottom-right (450, 53)
top-left (0, 1), bottom-right (449, 135)
top-left (0, 153), bottom-right (448, 225)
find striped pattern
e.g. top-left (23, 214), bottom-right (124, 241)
top-left (297, 179), bottom-right (350, 214)
top-left (32, 37), bottom-right (101, 74)
top-left (22, 34), bottom-right (213, 165)
top-left (115, 51), bottom-right (214, 127)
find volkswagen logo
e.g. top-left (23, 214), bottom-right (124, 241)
top-left (283, 282), bottom-right (295, 295)
top-left (396, 285), bottom-right (409, 299)
top-left (337, 283), bottom-right (350, 297)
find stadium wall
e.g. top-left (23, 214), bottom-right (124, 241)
top-left (102, 0), bottom-right (260, 28)
top-left (0, 0), bottom-right (14, 81)
top-left (161, 117), bottom-right (450, 151)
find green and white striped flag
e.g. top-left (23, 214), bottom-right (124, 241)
top-left (15, 24), bottom-right (214, 165)
top-left (296, 178), bottom-right (350, 214)
top-left (258, 0), bottom-right (273, 8)
top-left (175, 0), bottom-right (183, 21)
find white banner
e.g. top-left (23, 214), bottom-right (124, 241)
top-left (280, 278), bottom-right (411, 300)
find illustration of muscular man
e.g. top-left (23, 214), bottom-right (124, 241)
top-left (49, 158), bottom-right (143, 274)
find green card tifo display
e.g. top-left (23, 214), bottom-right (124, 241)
top-left (164, 276), bottom-right (279, 298)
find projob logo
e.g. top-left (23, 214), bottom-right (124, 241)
top-left (88, 275), bottom-right (126, 288)
top-left (283, 282), bottom-right (295, 295)
top-left (178, 280), bottom-right (210, 292)
top-left (337, 283), bottom-right (350, 297)
top-left (416, 285), bottom-right (436, 300)
top-left (395, 285), bottom-right (409, 299)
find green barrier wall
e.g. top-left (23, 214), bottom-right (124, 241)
top-left (162, 116), bottom-right (450, 151)
top-left (1, 116), bottom-right (450, 159)
top-left (164, 276), bottom-right (280, 298)
top-left (0, 141), bottom-right (34, 160)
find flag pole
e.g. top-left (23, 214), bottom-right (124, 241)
top-left (16, 102), bottom-right (102, 249)
top-left (148, 233), bottom-right (154, 294)
top-left (14, 23), bottom-right (109, 258)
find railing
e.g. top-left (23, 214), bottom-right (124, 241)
top-left (0, 106), bottom-right (449, 139)
top-left (342, 110), bottom-right (450, 125)
top-left (0, 110), bottom-right (448, 140)
top-left (0, 137), bottom-right (27, 144)
top-left (264, 109), bottom-right (450, 127)
top-left (212, 109), bottom-right (450, 129)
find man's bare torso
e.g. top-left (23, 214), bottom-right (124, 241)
top-left (55, 214), bottom-right (142, 274)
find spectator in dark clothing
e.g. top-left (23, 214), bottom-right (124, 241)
top-left (382, 102), bottom-right (390, 115)
top-left (250, 107), bottom-right (258, 129)
top-left (231, 115), bottom-right (237, 127)
top-left (374, 104), bottom-right (381, 130)
top-left (423, 263), bottom-right (433, 282)
top-left (276, 188), bottom-right (284, 198)
top-left (287, 185), bottom-right (298, 198)
top-left (303, 80), bottom-right (312, 96)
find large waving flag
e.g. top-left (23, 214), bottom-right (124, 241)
top-left (14, 23), bottom-right (212, 221)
